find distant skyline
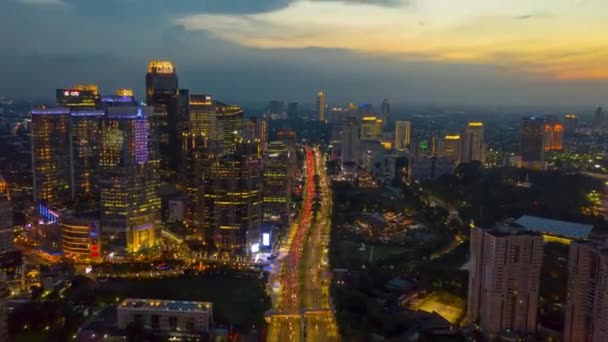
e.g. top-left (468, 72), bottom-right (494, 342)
top-left (1, 0), bottom-right (608, 106)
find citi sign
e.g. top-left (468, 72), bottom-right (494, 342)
top-left (64, 90), bottom-right (81, 96)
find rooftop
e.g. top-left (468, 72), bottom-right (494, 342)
top-left (514, 215), bottom-right (593, 240)
top-left (119, 299), bottom-right (212, 313)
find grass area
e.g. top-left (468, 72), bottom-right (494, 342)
top-left (332, 239), bottom-right (409, 267)
top-left (410, 291), bottom-right (465, 324)
top-left (97, 274), bottom-right (270, 328)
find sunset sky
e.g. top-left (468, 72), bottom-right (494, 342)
top-left (1, 0), bottom-right (607, 106)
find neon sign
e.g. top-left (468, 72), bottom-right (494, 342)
top-left (63, 90), bottom-right (81, 97)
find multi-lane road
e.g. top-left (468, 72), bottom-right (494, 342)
top-left (266, 147), bottom-right (339, 342)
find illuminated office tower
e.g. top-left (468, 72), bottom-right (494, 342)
top-left (243, 117), bottom-right (268, 151)
top-left (564, 114), bottom-right (578, 137)
top-left (145, 60), bottom-right (183, 182)
top-left (467, 226), bottom-right (543, 338)
top-left (61, 214), bottom-right (100, 262)
top-left (381, 99), bottom-right (390, 126)
top-left (317, 91), bottom-right (325, 122)
top-left (442, 134), bottom-right (462, 165)
top-left (463, 122), bottom-right (485, 163)
top-left (521, 116), bottom-right (550, 168)
top-left (360, 116), bottom-right (383, 140)
top-left (341, 117), bottom-right (361, 166)
top-left (216, 102), bottom-right (244, 154)
top-left (546, 123), bottom-right (564, 151)
top-left (99, 98), bottom-right (160, 253)
top-left (57, 85), bottom-right (104, 197)
top-left (394, 120), bottom-right (411, 150)
top-left (200, 143), bottom-right (262, 255)
top-left (263, 141), bottom-right (291, 225)
top-left (0, 175), bottom-right (13, 254)
top-left (564, 241), bottom-right (608, 342)
top-left (31, 107), bottom-right (72, 208)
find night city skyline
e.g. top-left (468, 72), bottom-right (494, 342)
top-left (1, 0), bottom-right (608, 106)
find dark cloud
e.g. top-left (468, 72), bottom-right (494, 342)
top-left (512, 12), bottom-right (551, 20)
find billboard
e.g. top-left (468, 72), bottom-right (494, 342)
top-left (56, 89), bottom-right (99, 107)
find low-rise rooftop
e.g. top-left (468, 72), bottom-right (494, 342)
top-left (514, 215), bottom-right (593, 240)
top-left (119, 298), bottom-right (212, 313)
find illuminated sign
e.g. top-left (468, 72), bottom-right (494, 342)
top-left (38, 203), bottom-right (60, 223)
top-left (262, 233), bottom-right (271, 247)
top-left (64, 90), bottom-right (80, 96)
top-left (147, 60), bottom-right (175, 74)
top-left (251, 243), bottom-right (260, 254)
top-left (116, 89), bottom-right (134, 96)
top-left (56, 89), bottom-right (99, 107)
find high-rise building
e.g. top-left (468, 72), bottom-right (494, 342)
top-left (145, 61), bottom-right (182, 182)
top-left (268, 100), bottom-right (285, 119)
top-left (99, 97), bottom-right (160, 253)
top-left (31, 107), bottom-right (72, 208)
top-left (521, 116), bottom-right (550, 168)
top-left (200, 143), bottom-right (262, 255)
top-left (0, 176), bottom-right (12, 254)
top-left (546, 123), bottom-right (564, 151)
top-left (57, 85), bottom-right (104, 198)
top-left (564, 241), bottom-right (608, 342)
top-left (243, 117), bottom-right (268, 153)
top-left (216, 102), bottom-right (244, 154)
top-left (341, 117), bottom-right (360, 166)
top-left (381, 99), bottom-right (390, 122)
top-left (360, 116), bottom-right (383, 140)
top-left (287, 102), bottom-right (298, 118)
top-left (592, 106), bottom-right (605, 130)
top-left (441, 134), bottom-right (462, 165)
top-left (394, 120), bottom-right (411, 150)
top-left (467, 226), bottom-right (543, 338)
top-left (463, 122), bottom-right (485, 163)
top-left (263, 141), bottom-right (291, 225)
top-left (317, 91), bottom-right (325, 122)
top-left (564, 114), bottom-right (578, 137)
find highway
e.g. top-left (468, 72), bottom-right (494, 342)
top-left (267, 147), bottom-right (339, 342)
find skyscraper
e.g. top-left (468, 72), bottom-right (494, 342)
top-left (268, 100), bottom-right (286, 119)
top-left (341, 117), bottom-right (361, 166)
top-left (99, 96), bottom-right (160, 253)
top-left (592, 106), bottom-right (604, 130)
top-left (216, 102), bottom-right (244, 154)
top-left (441, 134), bottom-right (461, 165)
top-left (31, 107), bottom-right (72, 208)
top-left (317, 91), bottom-right (325, 122)
top-left (145, 60), bottom-right (181, 182)
top-left (462, 122), bottom-right (485, 163)
top-left (467, 226), bottom-right (543, 338)
top-left (381, 99), bottom-right (390, 121)
top-left (394, 120), bottom-right (411, 150)
top-left (564, 241), bottom-right (608, 342)
top-left (263, 141), bottom-right (291, 226)
top-left (0, 176), bottom-right (12, 254)
top-left (564, 114), bottom-right (578, 137)
top-left (57, 85), bottom-right (104, 198)
top-left (360, 116), bottom-right (383, 140)
top-left (521, 116), bottom-right (550, 169)
top-left (200, 143), bottom-right (262, 255)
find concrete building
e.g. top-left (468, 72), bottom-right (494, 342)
top-left (441, 134), bottom-right (462, 166)
top-left (263, 141), bottom-right (291, 226)
top-left (360, 116), bottom-right (383, 140)
top-left (118, 298), bottom-right (213, 333)
top-left (564, 241), bottom-right (608, 342)
top-left (462, 122), bottom-right (485, 163)
top-left (467, 226), bottom-right (543, 338)
top-left (521, 116), bottom-right (550, 170)
top-left (61, 214), bottom-right (100, 261)
top-left (410, 157), bottom-right (453, 181)
top-left (0, 176), bottom-right (13, 254)
top-left (317, 91), bottom-right (325, 122)
top-left (394, 120), bottom-right (411, 150)
top-left (99, 99), bottom-right (160, 253)
top-left (341, 117), bottom-right (361, 166)
top-left (31, 107), bottom-right (72, 208)
top-left (199, 143), bottom-right (262, 255)
top-left (564, 114), bottom-right (578, 137)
